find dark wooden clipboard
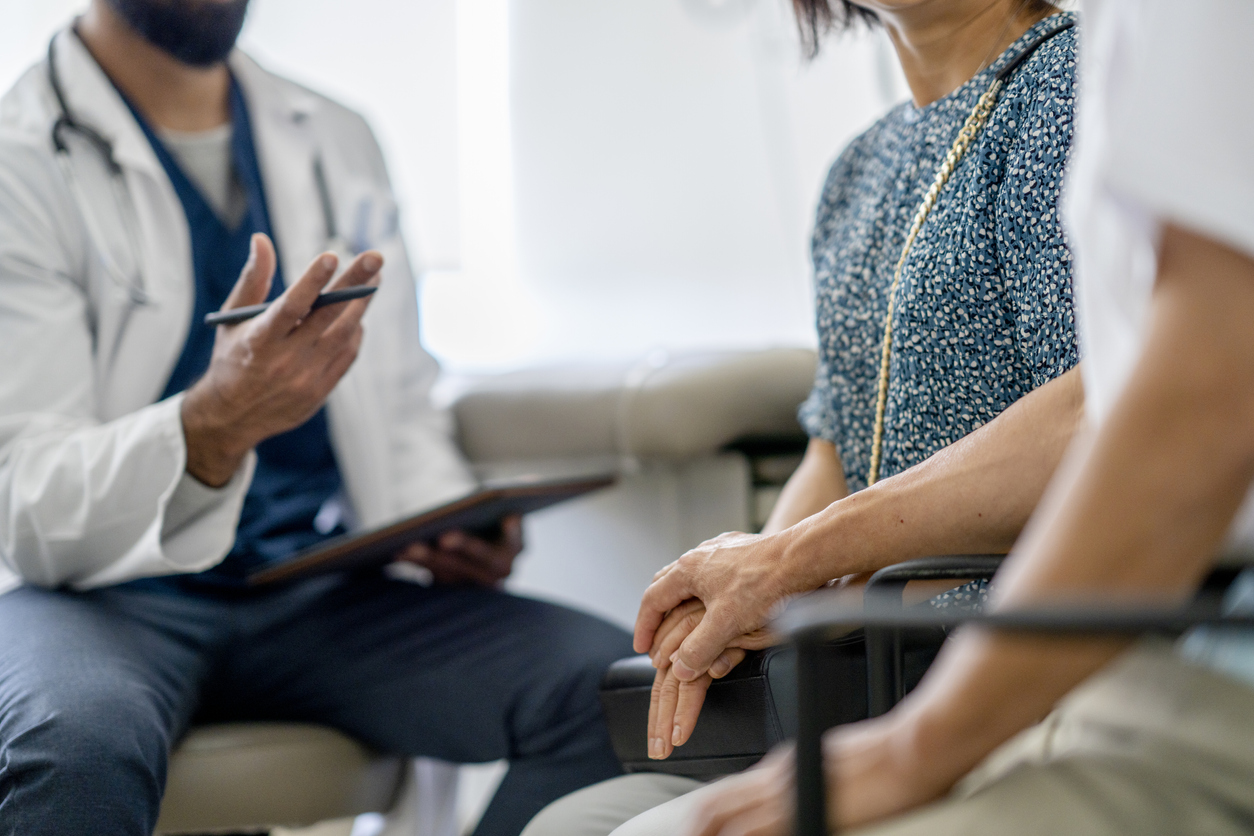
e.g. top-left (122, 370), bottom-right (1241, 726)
top-left (246, 474), bottom-right (616, 586)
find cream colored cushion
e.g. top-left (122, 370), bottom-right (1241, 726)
top-left (451, 348), bottom-right (815, 464)
top-left (156, 723), bottom-right (405, 834)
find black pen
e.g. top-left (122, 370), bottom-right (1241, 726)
top-left (204, 285), bottom-right (378, 327)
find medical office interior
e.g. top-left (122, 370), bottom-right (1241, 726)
top-left (5, 0), bottom-right (940, 833)
top-left (0, 0), bottom-right (907, 615)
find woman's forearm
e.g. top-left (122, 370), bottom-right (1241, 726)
top-left (780, 366), bottom-right (1085, 586)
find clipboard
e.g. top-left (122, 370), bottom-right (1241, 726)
top-left (246, 474), bottom-right (616, 586)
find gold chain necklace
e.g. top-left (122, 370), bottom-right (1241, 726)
top-left (864, 18), bottom-right (1072, 487)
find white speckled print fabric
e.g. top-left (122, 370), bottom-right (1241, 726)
top-left (799, 13), bottom-right (1081, 496)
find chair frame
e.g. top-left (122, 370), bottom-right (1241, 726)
top-left (784, 560), bottom-right (1253, 836)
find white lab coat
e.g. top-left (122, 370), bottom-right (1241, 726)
top-left (0, 30), bottom-right (476, 594)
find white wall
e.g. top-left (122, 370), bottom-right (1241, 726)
top-left (0, 0), bottom-right (906, 373)
top-left (503, 0), bottom-right (900, 367)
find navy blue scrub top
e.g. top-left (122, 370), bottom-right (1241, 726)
top-left (127, 78), bottom-right (347, 587)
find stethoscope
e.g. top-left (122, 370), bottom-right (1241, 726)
top-left (48, 34), bottom-right (152, 307)
top-left (46, 34), bottom-right (353, 312)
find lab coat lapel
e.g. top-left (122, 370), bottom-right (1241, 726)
top-left (232, 53), bottom-right (392, 525)
top-left (50, 29), bottom-right (193, 418)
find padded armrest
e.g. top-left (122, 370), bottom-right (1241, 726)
top-left (599, 652), bottom-right (788, 778)
top-left (449, 349), bottom-right (815, 465)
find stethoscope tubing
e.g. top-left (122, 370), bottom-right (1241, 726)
top-left (45, 32), bottom-right (349, 318)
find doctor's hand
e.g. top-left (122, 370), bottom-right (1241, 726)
top-left (182, 233), bottom-right (382, 487)
top-left (395, 515), bottom-right (524, 586)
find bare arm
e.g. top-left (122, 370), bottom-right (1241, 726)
top-left (829, 225), bottom-right (1254, 824)
top-left (636, 363), bottom-right (1085, 680)
top-left (639, 366), bottom-right (1083, 759)
top-left (686, 224), bottom-right (1254, 834)
top-left (761, 439), bottom-right (849, 535)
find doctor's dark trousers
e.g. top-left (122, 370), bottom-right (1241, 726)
top-left (0, 571), bottom-right (634, 836)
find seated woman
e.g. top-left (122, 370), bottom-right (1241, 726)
top-left (524, 0), bottom-right (1083, 834)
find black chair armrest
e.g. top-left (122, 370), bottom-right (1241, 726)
top-left (864, 555), bottom-right (1006, 716)
top-left (779, 588), bottom-right (1254, 836)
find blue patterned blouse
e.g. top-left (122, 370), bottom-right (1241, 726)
top-left (798, 14), bottom-right (1080, 498)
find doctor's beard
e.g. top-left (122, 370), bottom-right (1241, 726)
top-left (105, 0), bottom-right (251, 67)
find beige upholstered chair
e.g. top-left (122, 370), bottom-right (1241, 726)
top-left (152, 348), bottom-right (816, 835)
top-left (156, 723), bottom-right (405, 834)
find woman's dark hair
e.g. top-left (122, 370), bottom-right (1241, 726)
top-left (792, 1), bottom-right (1058, 59)
top-left (791, 1), bottom-right (880, 58)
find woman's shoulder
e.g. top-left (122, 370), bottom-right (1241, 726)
top-left (815, 102), bottom-right (913, 210)
top-left (1002, 15), bottom-right (1079, 101)
top-left (986, 16), bottom-right (1080, 170)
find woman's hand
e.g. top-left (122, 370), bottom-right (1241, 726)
top-left (646, 599), bottom-right (774, 759)
top-left (634, 530), bottom-right (809, 684)
top-left (686, 710), bottom-right (964, 836)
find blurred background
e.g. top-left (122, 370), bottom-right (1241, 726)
top-left (0, 0), bottom-right (905, 374)
top-left (0, 3), bottom-right (910, 832)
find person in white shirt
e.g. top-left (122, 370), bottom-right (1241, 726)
top-left (601, 1), bottom-right (1254, 834)
top-left (0, 2), bottom-right (633, 834)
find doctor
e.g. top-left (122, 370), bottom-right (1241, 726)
top-left (0, 1), bottom-right (633, 835)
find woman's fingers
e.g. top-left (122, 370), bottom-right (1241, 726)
top-left (634, 566), bottom-right (694, 654)
top-left (671, 674), bottom-right (713, 747)
top-left (709, 647), bottom-right (746, 679)
top-left (648, 666), bottom-right (678, 759)
top-left (728, 629), bottom-right (778, 652)
top-left (671, 603), bottom-right (744, 681)
top-left (651, 600), bottom-right (706, 667)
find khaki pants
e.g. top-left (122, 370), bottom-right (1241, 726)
top-left (527, 642), bottom-right (1254, 836)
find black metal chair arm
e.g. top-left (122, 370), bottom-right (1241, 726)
top-left (779, 588), bottom-right (1254, 836)
top-left (865, 554), bottom-right (1006, 599)
top-left (863, 555), bottom-right (1006, 717)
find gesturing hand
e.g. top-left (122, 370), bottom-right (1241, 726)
top-left (646, 599), bottom-right (774, 760)
top-left (396, 515), bottom-right (524, 586)
top-left (182, 233), bottom-right (382, 487)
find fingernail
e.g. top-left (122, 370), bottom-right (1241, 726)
top-left (247, 236), bottom-right (257, 263)
top-left (362, 252), bottom-right (383, 273)
top-left (672, 659), bottom-right (697, 681)
top-left (320, 253), bottom-right (337, 272)
top-left (649, 738), bottom-right (663, 759)
top-left (671, 724), bottom-right (683, 745)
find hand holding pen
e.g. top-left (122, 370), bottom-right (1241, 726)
top-left (181, 233), bottom-right (383, 487)
top-left (205, 285), bottom-right (376, 326)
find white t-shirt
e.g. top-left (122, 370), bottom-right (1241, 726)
top-left (1064, 0), bottom-right (1254, 683)
top-left (159, 124), bottom-right (248, 228)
